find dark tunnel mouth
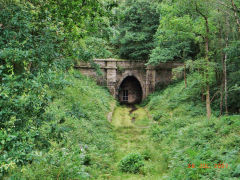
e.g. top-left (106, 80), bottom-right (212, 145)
top-left (118, 76), bottom-right (143, 105)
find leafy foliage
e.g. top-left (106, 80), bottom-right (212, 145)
top-left (0, 0), bottom-right (116, 178)
top-left (225, 41), bottom-right (240, 112)
top-left (2, 70), bottom-right (115, 179)
top-left (148, 0), bottom-right (240, 115)
top-left (113, 0), bottom-right (159, 60)
top-left (118, 153), bottom-right (144, 173)
top-left (147, 73), bottom-right (240, 179)
top-left (149, 6), bottom-right (199, 64)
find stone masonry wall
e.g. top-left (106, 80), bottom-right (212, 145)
top-left (75, 59), bottom-right (183, 101)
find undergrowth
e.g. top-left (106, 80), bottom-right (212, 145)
top-left (147, 73), bottom-right (240, 179)
top-left (4, 70), bottom-right (115, 179)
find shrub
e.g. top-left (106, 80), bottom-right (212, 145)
top-left (141, 150), bottom-right (151, 161)
top-left (153, 112), bottom-right (162, 121)
top-left (118, 153), bottom-right (144, 173)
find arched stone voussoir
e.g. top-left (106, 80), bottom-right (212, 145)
top-left (116, 71), bottom-right (146, 101)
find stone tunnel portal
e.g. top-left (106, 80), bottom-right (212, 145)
top-left (118, 76), bottom-right (143, 104)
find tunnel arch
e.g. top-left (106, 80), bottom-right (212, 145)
top-left (117, 75), bottom-right (143, 104)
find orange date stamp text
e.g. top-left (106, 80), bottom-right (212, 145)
top-left (188, 163), bottom-right (228, 169)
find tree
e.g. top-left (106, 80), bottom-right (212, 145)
top-left (149, 0), bottom-right (220, 118)
top-left (212, 0), bottom-right (240, 114)
top-left (0, 0), bottom-right (116, 174)
top-left (113, 0), bottom-right (160, 60)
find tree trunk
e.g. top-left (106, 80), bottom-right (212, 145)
top-left (224, 40), bottom-right (228, 114)
top-left (220, 85), bottom-right (223, 116)
top-left (206, 85), bottom-right (211, 118)
top-left (195, 3), bottom-right (212, 118)
top-left (224, 17), bottom-right (230, 114)
top-left (219, 18), bottom-right (224, 116)
top-left (205, 18), bottom-right (212, 119)
top-left (230, 0), bottom-right (240, 32)
top-left (184, 63), bottom-right (187, 88)
top-left (220, 55), bottom-right (224, 116)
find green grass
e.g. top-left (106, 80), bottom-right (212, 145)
top-left (104, 105), bottom-right (168, 180)
top-left (112, 106), bottom-right (133, 128)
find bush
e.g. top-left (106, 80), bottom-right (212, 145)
top-left (153, 112), bottom-right (162, 121)
top-left (118, 153), bottom-right (144, 173)
top-left (141, 150), bottom-right (151, 161)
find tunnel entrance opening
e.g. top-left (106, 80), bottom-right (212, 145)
top-left (118, 76), bottom-right (143, 104)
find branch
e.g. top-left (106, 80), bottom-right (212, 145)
top-left (217, 0), bottom-right (238, 12)
top-left (195, 2), bottom-right (209, 36)
top-left (195, 2), bottom-right (208, 21)
top-left (217, 7), bottom-right (235, 17)
top-left (230, 0), bottom-right (240, 30)
top-left (215, 2), bottom-right (235, 17)
top-left (211, 91), bottom-right (221, 103)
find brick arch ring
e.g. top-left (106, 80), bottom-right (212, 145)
top-left (116, 72), bottom-right (145, 100)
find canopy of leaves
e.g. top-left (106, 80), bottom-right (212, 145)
top-left (149, 0), bottom-right (218, 64)
top-left (113, 0), bottom-right (160, 60)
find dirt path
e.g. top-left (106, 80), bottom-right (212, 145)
top-left (101, 105), bottom-right (167, 180)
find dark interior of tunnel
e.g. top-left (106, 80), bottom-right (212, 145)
top-left (118, 76), bottom-right (143, 104)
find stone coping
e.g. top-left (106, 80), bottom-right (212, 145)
top-left (94, 59), bottom-right (183, 66)
top-left (75, 59), bottom-right (183, 70)
top-left (94, 58), bottom-right (146, 62)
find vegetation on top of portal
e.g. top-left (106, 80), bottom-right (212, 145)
top-left (112, 0), bottom-right (160, 60)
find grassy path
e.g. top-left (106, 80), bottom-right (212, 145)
top-left (101, 105), bottom-right (167, 180)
